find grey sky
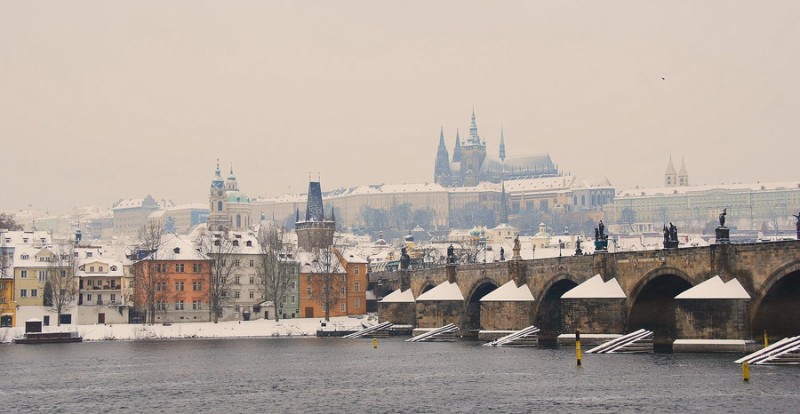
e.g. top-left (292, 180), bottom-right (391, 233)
top-left (2, 1), bottom-right (798, 213)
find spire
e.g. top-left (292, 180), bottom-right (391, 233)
top-left (678, 157), bottom-right (689, 186)
top-left (665, 155), bottom-right (677, 175)
top-left (499, 127), bottom-right (506, 162)
top-left (295, 208), bottom-right (300, 223)
top-left (215, 159), bottom-right (221, 178)
top-left (434, 127), bottom-right (451, 185)
top-left (665, 155), bottom-right (678, 187)
top-left (305, 181), bottom-right (325, 221)
top-left (468, 109), bottom-right (481, 145)
top-left (452, 129), bottom-right (462, 162)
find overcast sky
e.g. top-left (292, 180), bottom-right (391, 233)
top-left (2, 1), bottom-right (798, 213)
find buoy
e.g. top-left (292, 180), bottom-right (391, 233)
top-left (373, 338), bottom-right (378, 349)
top-left (763, 330), bottom-right (768, 348)
top-left (576, 330), bottom-right (582, 367)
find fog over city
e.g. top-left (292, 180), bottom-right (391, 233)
top-left (2, 1), bottom-right (798, 213)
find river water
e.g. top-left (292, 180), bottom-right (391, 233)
top-left (1, 337), bottom-right (798, 413)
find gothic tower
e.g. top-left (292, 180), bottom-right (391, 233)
top-left (296, 181), bottom-right (336, 252)
top-left (434, 127), bottom-right (451, 186)
top-left (665, 155), bottom-right (678, 187)
top-left (460, 110), bottom-right (487, 186)
top-left (678, 158), bottom-right (689, 187)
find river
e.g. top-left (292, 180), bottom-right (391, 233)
top-left (1, 338), bottom-right (798, 413)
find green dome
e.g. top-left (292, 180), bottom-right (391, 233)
top-left (226, 191), bottom-right (250, 203)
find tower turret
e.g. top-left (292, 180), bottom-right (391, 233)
top-left (678, 158), bottom-right (689, 187)
top-left (665, 155), bottom-right (678, 187)
top-left (296, 181), bottom-right (335, 252)
top-left (434, 127), bottom-right (451, 185)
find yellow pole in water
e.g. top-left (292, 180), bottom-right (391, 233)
top-left (764, 330), bottom-right (768, 348)
top-left (742, 361), bottom-right (750, 382)
top-left (373, 338), bottom-right (378, 349)
top-left (576, 330), bottom-right (582, 367)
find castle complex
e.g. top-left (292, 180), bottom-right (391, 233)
top-left (434, 111), bottom-right (559, 187)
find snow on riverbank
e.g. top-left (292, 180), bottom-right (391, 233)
top-left (0, 316), bottom-right (375, 343)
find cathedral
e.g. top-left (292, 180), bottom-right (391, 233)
top-left (434, 111), bottom-right (559, 187)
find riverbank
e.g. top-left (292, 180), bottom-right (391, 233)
top-left (0, 315), bottom-right (375, 343)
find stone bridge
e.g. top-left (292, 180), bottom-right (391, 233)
top-left (376, 241), bottom-right (800, 347)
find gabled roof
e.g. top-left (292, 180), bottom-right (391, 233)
top-left (480, 280), bottom-right (534, 302)
top-left (416, 281), bottom-right (464, 301)
top-left (675, 276), bottom-right (750, 299)
top-left (561, 274), bottom-right (626, 299)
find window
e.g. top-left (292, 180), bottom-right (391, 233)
top-left (306, 287), bottom-right (311, 297)
top-left (233, 240), bottom-right (239, 247)
top-left (193, 280), bottom-right (203, 291)
top-left (354, 282), bottom-right (360, 292)
top-left (110, 280), bottom-right (116, 288)
top-left (20, 270), bottom-right (27, 278)
top-left (234, 291), bottom-right (240, 299)
top-left (156, 263), bottom-right (167, 272)
top-left (20, 289), bottom-right (27, 297)
top-left (192, 300), bottom-right (202, 310)
top-left (175, 300), bottom-right (184, 310)
top-left (249, 290), bottom-right (254, 299)
top-left (175, 264), bottom-right (185, 273)
top-left (290, 295), bottom-right (295, 304)
top-left (89, 266), bottom-right (95, 273)
top-left (234, 259), bottom-right (241, 267)
top-left (31, 289), bottom-right (38, 297)
top-left (249, 276), bottom-right (254, 284)
top-left (38, 270), bottom-right (47, 282)
top-left (193, 263), bottom-right (202, 273)
top-left (354, 298), bottom-right (360, 309)
top-left (246, 241), bottom-right (252, 247)
top-left (86, 293), bottom-right (92, 302)
top-left (157, 301), bottom-right (167, 311)
top-left (175, 281), bottom-right (185, 291)
top-left (355, 267), bottom-right (360, 275)
top-left (234, 276), bottom-right (240, 284)
top-left (248, 260), bottom-right (254, 267)
top-left (110, 294), bottom-right (116, 303)
top-left (340, 287), bottom-right (346, 295)
top-left (86, 252), bottom-right (93, 258)
top-left (156, 282), bottom-right (167, 291)
top-left (21, 254), bottom-right (29, 260)
top-left (289, 281), bottom-right (295, 290)
top-left (60, 270), bottom-right (67, 278)
top-left (339, 303), bottom-right (345, 312)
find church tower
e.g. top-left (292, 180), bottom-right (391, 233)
top-left (664, 155), bottom-right (678, 187)
top-left (678, 158), bottom-right (689, 187)
top-left (208, 160), bottom-right (230, 231)
top-left (296, 181), bottom-right (336, 252)
top-left (434, 127), bottom-right (451, 186)
top-left (460, 110), bottom-right (487, 186)
top-left (452, 129), bottom-right (462, 163)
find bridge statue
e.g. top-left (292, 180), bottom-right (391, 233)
top-left (400, 247), bottom-right (410, 270)
top-left (716, 208), bottom-right (730, 244)
top-left (447, 244), bottom-right (456, 265)
top-left (793, 212), bottom-right (800, 239)
top-left (719, 208), bottom-right (727, 228)
top-left (499, 247), bottom-right (505, 261)
top-left (512, 235), bottom-right (521, 260)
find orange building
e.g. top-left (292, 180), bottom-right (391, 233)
top-left (133, 235), bottom-right (212, 324)
top-left (297, 248), bottom-right (368, 319)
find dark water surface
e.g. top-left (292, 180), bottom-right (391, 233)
top-left (1, 337), bottom-right (798, 413)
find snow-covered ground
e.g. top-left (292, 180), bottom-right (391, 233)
top-left (0, 316), bottom-right (376, 343)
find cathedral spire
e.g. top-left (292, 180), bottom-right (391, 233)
top-left (468, 109), bottom-right (481, 145)
top-left (452, 129), bottom-right (462, 162)
top-left (434, 126), bottom-right (451, 185)
top-left (499, 127), bottom-right (506, 162)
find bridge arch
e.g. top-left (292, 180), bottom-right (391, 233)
top-left (626, 267), bottom-right (694, 350)
top-left (463, 278), bottom-right (499, 335)
top-left (533, 273), bottom-right (581, 342)
top-left (416, 283), bottom-right (435, 298)
top-left (751, 259), bottom-right (800, 340)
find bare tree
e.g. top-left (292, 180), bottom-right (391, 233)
top-left (308, 243), bottom-right (345, 322)
top-left (132, 222), bottom-right (167, 325)
top-left (0, 248), bottom-right (13, 314)
top-left (0, 213), bottom-right (23, 231)
top-left (256, 225), bottom-right (297, 322)
top-left (43, 243), bottom-right (78, 326)
top-left (196, 230), bottom-right (237, 323)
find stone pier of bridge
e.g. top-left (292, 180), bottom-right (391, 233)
top-left (376, 241), bottom-right (800, 348)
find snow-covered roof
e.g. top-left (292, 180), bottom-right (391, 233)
top-left (153, 235), bottom-right (209, 261)
top-left (379, 288), bottom-right (415, 303)
top-left (416, 281), bottom-right (464, 301)
top-left (616, 180), bottom-right (800, 198)
top-left (296, 251), bottom-right (346, 274)
top-left (337, 247), bottom-right (368, 264)
top-left (675, 275), bottom-right (750, 299)
top-left (561, 274), bottom-right (626, 299)
top-left (502, 176), bottom-right (575, 193)
top-left (480, 280), bottom-right (534, 302)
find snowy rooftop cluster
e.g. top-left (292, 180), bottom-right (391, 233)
top-left (379, 288), bottom-right (415, 303)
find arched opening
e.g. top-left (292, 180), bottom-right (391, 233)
top-left (627, 274), bottom-right (692, 351)
top-left (753, 270), bottom-right (800, 341)
top-left (217, 201), bottom-right (223, 211)
top-left (236, 215), bottom-right (242, 228)
top-left (535, 279), bottom-right (578, 345)
top-left (463, 281), bottom-right (498, 337)
top-left (419, 284), bottom-right (434, 296)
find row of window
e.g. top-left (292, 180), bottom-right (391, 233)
top-left (154, 263), bottom-right (205, 273)
top-left (155, 280), bottom-right (205, 292)
top-left (82, 293), bottom-right (116, 304)
top-left (155, 300), bottom-right (204, 310)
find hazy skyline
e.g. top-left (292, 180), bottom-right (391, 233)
top-left (2, 1), bottom-right (799, 213)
